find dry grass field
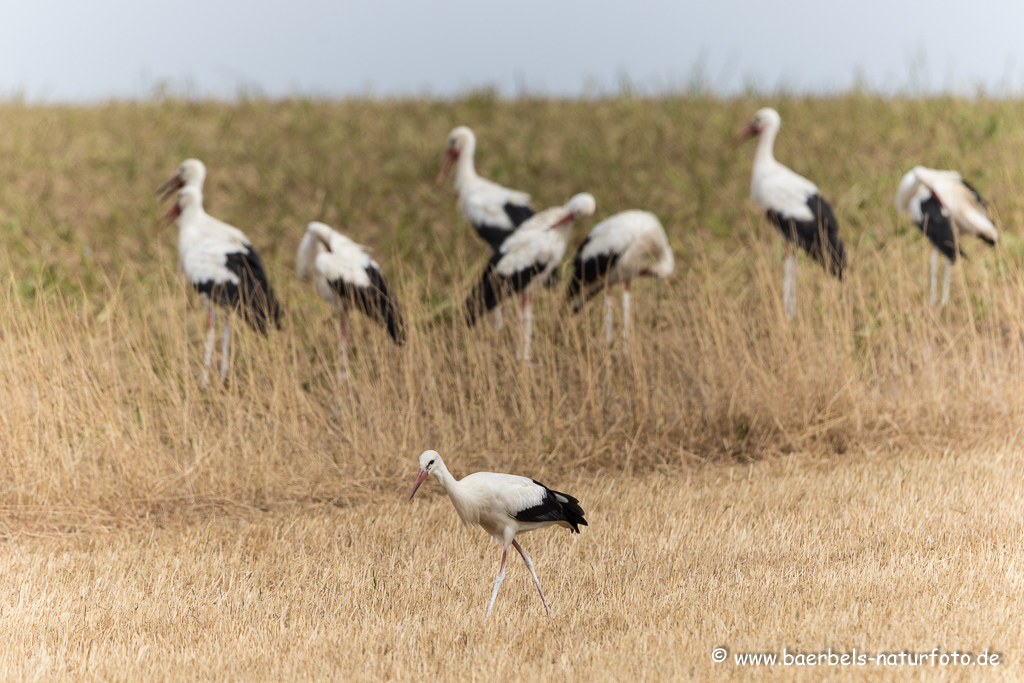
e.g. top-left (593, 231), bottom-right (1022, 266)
top-left (1, 94), bottom-right (1024, 679)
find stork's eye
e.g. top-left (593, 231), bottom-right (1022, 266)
top-left (428, 459), bottom-right (435, 467)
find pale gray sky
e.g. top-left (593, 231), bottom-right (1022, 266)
top-left (2, 0), bottom-right (1023, 100)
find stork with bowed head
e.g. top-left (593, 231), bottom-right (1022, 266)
top-left (895, 166), bottom-right (998, 308)
top-left (408, 450), bottom-right (587, 621)
top-left (440, 126), bottom-right (535, 331)
top-left (296, 222), bottom-right (405, 379)
top-left (734, 107), bottom-right (846, 319)
top-left (567, 210), bottom-right (674, 349)
top-left (465, 192), bottom-right (596, 362)
top-left (163, 187), bottom-right (282, 388)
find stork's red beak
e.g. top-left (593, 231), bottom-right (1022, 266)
top-left (436, 148), bottom-right (458, 184)
top-left (161, 201), bottom-right (181, 226)
top-left (408, 468), bottom-right (429, 501)
top-left (732, 122), bottom-right (759, 148)
top-left (156, 174), bottom-right (184, 201)
top-left (547, 212), bottom-right (576, 231)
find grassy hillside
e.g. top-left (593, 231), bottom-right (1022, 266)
top-left (2, 94), bottom-right (1023, 516)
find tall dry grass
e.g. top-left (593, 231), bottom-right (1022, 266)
top-left (2, 95), bottom-right (1024, 523)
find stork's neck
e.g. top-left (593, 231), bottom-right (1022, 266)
top-left (753, 123), bottom-right (779, 168)
top-left (454, 140), bottom-right (478, 191)
top-left (430, 461), bottom-right (475, 525)
top-left (430, 460), bottom-right (460, 496)
top-left (177, 206), bottom-right (207, 243)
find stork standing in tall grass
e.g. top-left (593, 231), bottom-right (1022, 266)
top-left (895, 166), bottom-right (999, 308)
top-left (296, 222), bottom-right (405, 379)
top-left (408, 450), bottom-right (587, 621)
top-left (735, 107), bottom-right (846, 318)
top-left (440, 126), bottom-right (534, 331)
top-left (465, 193), bottom-right (596, 362)
top-left (567, 210), bottom-right (674, 349)
top-left (163, 187), bottom-right (282, 388)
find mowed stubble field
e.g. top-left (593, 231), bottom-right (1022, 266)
top-left (1, 94), bottom-right (1024, 680)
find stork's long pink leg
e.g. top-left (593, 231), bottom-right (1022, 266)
top-left (622, 280), bottom-right (631, 351)
top-left (200, 301), bottom-right (215, 389)
top-left (783, 242), bottom-right (797, 319)
top-left (605, 282), bottom-right (614, 345)
top-left (523, 291), bottom-right (534, 363)
top-left (220, 310), bottom-right (231, 383)
top-left (512, 539), bottom-right (552, 618)
top-left (338, 306), bottom-right (350, 381)
top-left (485, 548), bottom-right (508, 621)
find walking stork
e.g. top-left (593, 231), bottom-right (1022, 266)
top-left (567, 210), bottom-right (674, 349)
top-left (735, 107), bottom-right (846, 318)
top-left (408, 450), bottom-right (587, 621)
top-left (895, 166), bottom-right (998, 308)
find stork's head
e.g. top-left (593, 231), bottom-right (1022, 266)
top-left (157, 158), bottom-right (207, 201)
top-left (550, 192), bottom-right (597, 229)
top-left (438, 126), bottom-right (476, 183)
top-left (162, 186), bottom-right (202, 225)
top-left (733, 108), bottom-right (781, 146)
top-left (408, 450), bottom-right (442, 501)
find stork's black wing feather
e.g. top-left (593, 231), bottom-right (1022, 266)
top-left (513, 481), bottom-right (588, 533)
top-left (567, 236), bottom-right (622, 312)
top-left (195, 248), bottom-right (283, 334)
top-left (464, 254), bottom-right (546, 327)
top-left (766, 194), bottom-right (846, 280)
top-left (329, 267), bottom-right (406, 344)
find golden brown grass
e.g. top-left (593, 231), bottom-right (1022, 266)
top-left (1, 94), bottom-right (1024, 679)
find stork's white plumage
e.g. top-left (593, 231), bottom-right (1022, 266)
top-left (441, 126), bottom-right (535, 252)
top-left (465, 192), bottom-right (596, 361)
top-left (164, 187), bottom-right (282, 388)
top-left (895, 166), bottom-right (998, 308)
top-left (735, 107), bottom-right (846, 318)
top-left (408, 450), bottom-right (587, 621)
top-left (296, 222), bottom-right (405, 379)
top-left (567, 210), bottom-right (674, 348)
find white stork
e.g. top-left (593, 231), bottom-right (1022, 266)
top-left (408, 450), bottom-right (587, 621)
top-left (296, 221), bottom-right (405, 379)
top-left (465, 192), bottom-right (596, 362)
top-left (735, 107), bottom-right (846, 318)
top-left (895, 166), bottom-right (998, 308)
top-left (440, 126), bottom-right (535, 251)
top-left (441, 126), bottom-right (535, 332)
top-left (567, 210), bottom-right (674, 349)
top-left (163, 187), bottom-right (282, 388)
top-left (158, 159), bottom-right (251, 267)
